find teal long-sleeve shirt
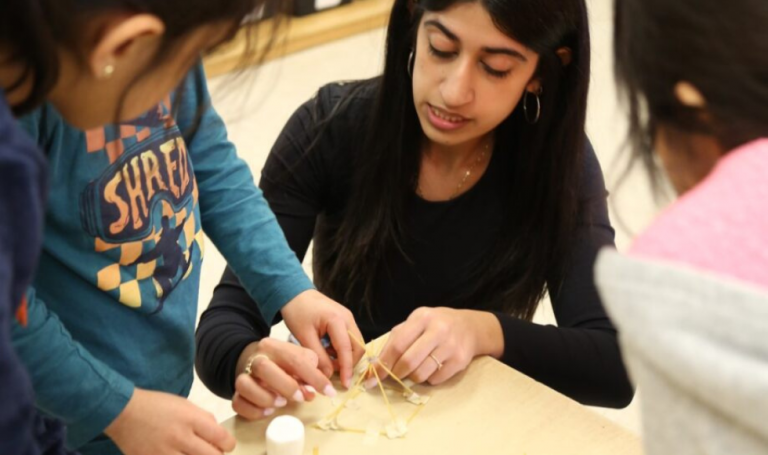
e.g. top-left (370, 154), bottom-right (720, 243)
top-left (12, 63), bottom-right (313, 454)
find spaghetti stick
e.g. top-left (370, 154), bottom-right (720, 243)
top-left (406, 399), bottom-right (428, 424)
top-left (326, 378), bottom-right (365, 420)
top-left (374, 361), bottom-right (416, 396)
top-left (347, 330), bottom-right (368, 352)
top-left (321, 368), bottom-right (369, 422)
top-left (371, 366), bottom-right (397, 422)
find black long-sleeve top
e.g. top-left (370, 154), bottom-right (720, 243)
top-left (195, 79), bottom-right (633, 408)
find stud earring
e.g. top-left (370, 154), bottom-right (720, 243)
top-left (101, 64), bottom-right (116, 79)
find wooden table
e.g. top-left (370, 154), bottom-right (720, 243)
top-left (222, 354), bottom-right (642, 455)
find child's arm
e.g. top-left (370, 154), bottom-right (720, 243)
top-left (176, 65), bottom-right (313, 324)
top-left (11, 287), bottom-right (134, 447)
top-left (177, 64), bottom-right (364, 386)
top-left (12, 288), bottom-right (235, 455)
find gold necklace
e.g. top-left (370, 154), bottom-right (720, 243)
top-left (418, 141), bottom-right (491, 200)
top-left (451, 141), bottom-right (490, 199)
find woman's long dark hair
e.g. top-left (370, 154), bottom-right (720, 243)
top-left (614, 0), bottom-right (768, 183)
top-left (0, 0), bottom-right (287, 116)
top-left (317, 0), bottom-right (591, 320)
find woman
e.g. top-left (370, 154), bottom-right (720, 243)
top-left (196, 0), bottom-right (634, 419)
top-left (595, 0), bottom-right (768, 453)
top-left (2, 1), bottom-right (363, 455)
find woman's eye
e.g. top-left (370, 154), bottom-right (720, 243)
top-left (482, 63), bottom-right (512, 79)
top-left (428, 43), bottom-right (455, 59)
top-left (426, 41), bottom-right (512, 79)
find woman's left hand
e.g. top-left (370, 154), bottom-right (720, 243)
top-left (371, 307), bottom-right (504, 386)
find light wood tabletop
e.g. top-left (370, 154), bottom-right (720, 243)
top-left (222, 353), bottom-right (642, 455)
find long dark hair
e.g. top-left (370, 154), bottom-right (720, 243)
top-left (0, 0), bottom-right (287, 116)
top-left (614, 0), bottom-right (768, 183)
top-left (317, 0), bottom-right (591, 320)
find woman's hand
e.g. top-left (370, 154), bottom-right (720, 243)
top-left (372, 307), bottom-right (504, 386)
top-left (280, 290), bottom-right (365, 389)
top-left (105, 388), bottom-right (236, 455)
top-left (231, 338), bottom-right (337, 420)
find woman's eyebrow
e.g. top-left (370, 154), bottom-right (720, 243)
top-left (424, 19), bottom-right (527, 62)
top-left (424, 20), bottom-right (459, 42)
top-left (483, 46), bottom-right (527, 62)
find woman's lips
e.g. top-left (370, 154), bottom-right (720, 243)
top-left (427, 104), bottom-right (469, 131)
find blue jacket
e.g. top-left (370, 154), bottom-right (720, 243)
top-left (0, 91), bottom-right (73, 455)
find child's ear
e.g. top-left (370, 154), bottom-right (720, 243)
top-left (674, 81), bottom-right (707, 108)
top-left (88, 14), bottom-right (165, 80)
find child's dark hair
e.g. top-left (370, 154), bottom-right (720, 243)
top-left (1, 0), bottom-right (286, 115)
top-left (614, 0), bottom-right (768, 182)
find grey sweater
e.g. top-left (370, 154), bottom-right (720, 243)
top-left (596, 249), bottom-right (768, 455)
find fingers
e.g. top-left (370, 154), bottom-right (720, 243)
top-left (182, 437), bottom-right (223, 455)
top-left (427, 348), bottom-right (469, 385)
top-left (374, 320), bottom-right (427, 383)
top-left (191, 414), bottom-right (236, 454)
top-left (390, 327), bottom-right (441, 381)
top-left (294, 329), bottom-right (335, 379)
top-left (247, 355), bottom-right (304, 402)
top-left (286, 354), bottom-right (336, 398)
top-left (279, 290), bottom-right (343, 379)
top-left (234, 374), bottom-right (283, 410)
top-left (232, 390), bottom-right (274, 420)
top-left (326, 317), bottom-right (355, 389)
top-left (260, 339), bottom-right (336, 398)
top-left (369, 308), bottom-right (473, 387)
top-left (299, 383), bottom-right (318, 401)
top-left (409, 354), bottom-right (441, 384)
top-left (347, 324), bottom-right (367, 371)
top-left (280, 290), bottom-right (366, 385)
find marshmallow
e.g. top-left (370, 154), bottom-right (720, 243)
top-left (266, 416), bottom-right (305, 455)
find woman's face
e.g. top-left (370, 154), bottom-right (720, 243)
top-left (412, 2), bottom-right (541, 148)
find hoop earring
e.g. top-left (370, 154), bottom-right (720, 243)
top-left (523, 90), bottom-right (541, 124)
top-left (407, 50), bottom-right (414, 78)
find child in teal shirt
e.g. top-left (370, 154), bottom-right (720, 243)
top-left (15, 63), bottom-right (362, 455)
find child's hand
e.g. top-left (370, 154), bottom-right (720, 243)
top-left (232, 338), bottom-right (337, 420)
top-left (105, 388), bottom-right (235, 455)
top-left (280, 290), bottom-right (365, 389)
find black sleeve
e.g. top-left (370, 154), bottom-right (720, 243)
top-left (494, 141), bottom-right (634, 408)
top-left (195, 268), bottom-right (271, 399)
top-left (195, 85), bottom-right (341, 399)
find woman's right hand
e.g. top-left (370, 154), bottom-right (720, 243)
top-left (105, 388), bottom-right (236, 455)
top-left (232, 338), bottom-right (338, 420)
